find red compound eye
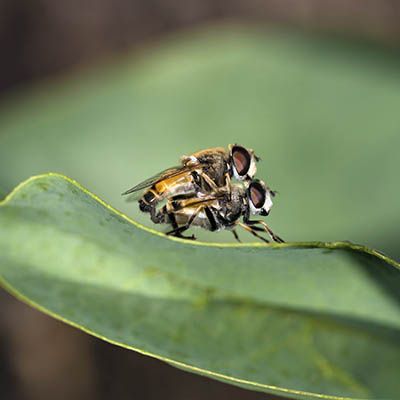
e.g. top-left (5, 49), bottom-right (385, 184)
top-left (249, 181), bottom-right (266, 208)
top-left (232, 145), bottom-right (251, 176)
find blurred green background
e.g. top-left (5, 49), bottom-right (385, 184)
top-left (1, 2), bottom-right (400, 400)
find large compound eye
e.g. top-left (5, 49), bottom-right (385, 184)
top-left (232, 145), bottom-right (251, 177)
top-left (249, 181), bottom-right (266, 209)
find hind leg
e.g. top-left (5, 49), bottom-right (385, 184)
top-left (166, 207), bottom-right (203, 240)
top-left (166, 212), bottom-right (196, 240)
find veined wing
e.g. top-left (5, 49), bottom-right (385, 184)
top-left (121, 164), bottom-right (200, 196)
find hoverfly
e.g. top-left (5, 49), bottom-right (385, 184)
top-left (157, 179), bottom-right (284, 243)
top-left (122, 145), bottom-right (259, 223)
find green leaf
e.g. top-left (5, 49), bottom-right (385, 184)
top-left (0, 184), bottom-right (6, 200)
top-left (0, 26), bottom-right (400, 259)
top-left (1, 173), bottom-right (399, 399)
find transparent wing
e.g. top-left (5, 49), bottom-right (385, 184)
top-left (121, 164), bottom-right (200, 196)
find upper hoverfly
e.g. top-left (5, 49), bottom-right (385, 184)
top-left (122, 145), bottom-right (259, 224)
top-left (157, 179), bottom-right (284, 242)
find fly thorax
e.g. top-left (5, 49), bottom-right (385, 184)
top-left (222, 185), bottom-right (244, 221)
top-left (198, 153), bottom-right (226, 186)
top-left (181, 155), bottom-right (199, 166)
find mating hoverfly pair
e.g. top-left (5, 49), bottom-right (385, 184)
top-left (122, 145), bottom-right (284, 243)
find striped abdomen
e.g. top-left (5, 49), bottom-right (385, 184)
top-left (139, 172), bottom-right (197, 212)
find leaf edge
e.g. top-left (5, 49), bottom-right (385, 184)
top-left (1, 172), bottom-right (399, 400)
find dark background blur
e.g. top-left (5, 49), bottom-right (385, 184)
top-left (1, 1), bottom-right (400, 399)
top-left (2, 0), bottom-right (400, 96)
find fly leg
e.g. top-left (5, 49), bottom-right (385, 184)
top-left (166, 224), bottom-right (196, 239)
top-left (166, 208), bottom-right (201, 240)
top-left (238, 222), bottom-right (270, 243)
top-left (166, 212), bottom-right (195, 240)
top-left (224, 173), bottom-right (231, 197)
top-left (215, 172), bottom-right (232, 202)
top-left (201, 172), bottom-right (232, 201)
top-left (231, 229), bottom-right (241, 243)
top-left (245, 220), bottom-right (285, 243)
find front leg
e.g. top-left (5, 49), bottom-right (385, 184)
top-left (244, 218), bottom-right (285, 243)
top-left (224, 172), bottom-right (231, 191)
top-left (238, 222), bottom-right (270, 243)
top-left (223, 173), bottom-right (232, 201)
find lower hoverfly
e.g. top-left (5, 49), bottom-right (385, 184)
top-left (122, 145), bottom-right (259, 223)
top-left (156, 179), bottom-right (284, 243)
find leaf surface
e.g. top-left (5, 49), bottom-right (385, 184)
top-left (1, 173), bottom-right (399, 399)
